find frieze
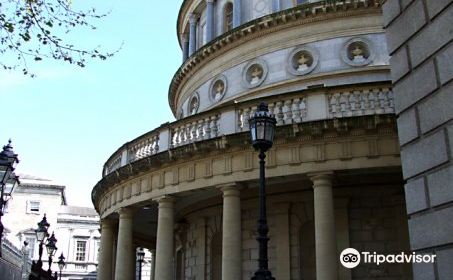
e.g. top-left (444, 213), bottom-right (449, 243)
top-left (92, 115), bottom-right (398, 210)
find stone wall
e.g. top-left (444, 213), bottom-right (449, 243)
top-left (382, 1), bottom-right (453, 279)
top-left (347, 187), bottom-right (411, 279)
top-left (181, 183), bottom-right (410, 280)
top-left (0, 258), bottom-right (21, 280)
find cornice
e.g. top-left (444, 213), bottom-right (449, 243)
top-left (92, 113), bottom-right (397, 211)
top-left (170, 0), bottom-right (382, 116)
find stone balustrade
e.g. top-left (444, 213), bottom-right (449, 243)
top-left (328, 87), bottom-right (394, 118)
top-left (237, 98), bottom-right (308, 131)
top-left (171, 114), bottom-right (220, 148)
top-left (103, 86), bottom-right (394, 176)
top-left (127, 134), bottom-right (160, 162)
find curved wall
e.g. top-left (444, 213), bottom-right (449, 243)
top-left (171, 2), bottom-right (387, 118)
top-left (94, 2), bottom-right (413, 280)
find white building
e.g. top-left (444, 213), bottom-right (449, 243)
top-left (2, 174), bottom-right (100, 280)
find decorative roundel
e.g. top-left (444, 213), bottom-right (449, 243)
top-left (242, 59), bottom-right (268, 89)
top-left (287, 46), bottom-right (319, 76)
top-left (187, 92), bottom-right (200, 116)
top-left (209, 75), bottom-right (227, 103)
top-left (341, 37), bottom-right (374, 67)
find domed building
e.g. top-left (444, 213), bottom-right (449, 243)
top-left (93, 1), bottom-right (414, 279)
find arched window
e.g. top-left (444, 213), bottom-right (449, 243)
top-left (211, 232), bottom-right (222, 280)
top-left (176, 249), bottom-right (185, 280)
top-left (224, 3), bottom-right (233, 32)
top-left (300, 221), bottom-right (316, 280)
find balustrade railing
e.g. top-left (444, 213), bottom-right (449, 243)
top-left (328, 87), bottom-right (394, 118)
top-left (127, 134), bottom-right (160, 162)
top-left (237, 98), bottom-right (308, 131)
top-left (103, 87), bottom-right (394, 176)
top-left (171, 114), bottom-right (220, 148)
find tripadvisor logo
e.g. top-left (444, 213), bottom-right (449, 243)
top-left (339, 248), bottom-right (436, 269)
top-left (340, 248), bottom-right (361, 268)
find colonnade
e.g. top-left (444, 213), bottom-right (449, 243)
top-left (97, 172), bottom-right (338, 280)
top-left (182, 0), bottom-right (243, 59)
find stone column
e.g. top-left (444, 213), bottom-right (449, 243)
top-left (181, 34), bottom-right (189, 62)
top-left (206, 0), bottom-right (215, 42)
top-left (188, 14), bottom-right (198, 56)
top-left (310, 172), bottom-right (338, 280)
top-left (220, 184), bottom-right (242, 280)
top-left (98, 219), bottom-right (115, 280)
top-left (154, 196), bottom-right (175, 280)
top-left (114, 208), bottom-right (135, 280)
top-left (233, 0), bottom-right (242, 28)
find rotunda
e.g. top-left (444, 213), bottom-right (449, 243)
top-left (93, 1), bottom-right (412, 279)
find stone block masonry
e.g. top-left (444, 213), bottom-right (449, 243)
top-left (382, 1), bottom-right (453, 279)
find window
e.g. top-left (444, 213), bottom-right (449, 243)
top-left (26, 237), bottom-right (36, 259)
top-left (75, 240), bottom-right (87, 261)
top-left (27, 201), bottom-right (40, 214)
top-left (211, 233), bottom-right (222, 280)
top-left (224, 3), bottom-right (233, 32)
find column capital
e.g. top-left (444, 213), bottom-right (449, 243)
top-left (117, 207), bottom-right (134, 218)
top-left (217, 182), bottom-right (243, 197)
top-left (100, 218), bottom-right (116, 229)
top-left (153, 195), bottom-right (175, 203)
top-left (308, 171), bottom-right (334, 187)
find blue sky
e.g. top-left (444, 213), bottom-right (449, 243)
top-left (0, 0), bottom-right (182, 207)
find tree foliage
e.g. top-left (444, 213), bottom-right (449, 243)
top-left (0, 0), bottom-right (116, 76)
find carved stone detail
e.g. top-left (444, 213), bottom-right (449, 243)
top-left (341, 37), bottom-right (374, 66)
top-left (242, 59), bottom-right (268, 88)
top-left (287, 46), bottom-right (319, 76)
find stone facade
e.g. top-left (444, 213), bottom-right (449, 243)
top-left (2, 175), bottom-right (100, 280)
top-left (90, 1), bottom-right (453, 279)
top-left (382, 0), bottom-right (453, 279)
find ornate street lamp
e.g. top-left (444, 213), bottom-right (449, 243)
top-left (0, 139), bottom-right (20, 257)
top-left (57, 252), bottom-right (66, 280)
top-left (136, 247), bottom-right (145, 280)
top-left (46, 232), bottom-right (58, 272)
top-left (249, 102), bottom-right (276, 280)
top-left (35, 214), bottom-right (50, 269)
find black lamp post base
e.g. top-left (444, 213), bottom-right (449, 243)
top-left (251, 270), bottom-right (275, 280)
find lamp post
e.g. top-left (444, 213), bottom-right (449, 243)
top-left (57, 252), bottom-right (65, 280)
top-left (249, 102), bottom-right (276, 280)
top-left (35, 214), bottom-right (50, 270)
top-left (0, 140), bottom-right (20, 257)
top-left (136, 247), bottom-right (145, 280)
top-left (46, 232), bottom-right (58, 273)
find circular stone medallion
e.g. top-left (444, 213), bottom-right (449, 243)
top-left (287, 46), bottom-right (319, 76)
top-left (341, 38), bottom-right (374, 67)
top-left (187, 92), bottom-right (200, 116)
top-left (209, 75), bottom-right (227, 103)
top-left (242, 59), bottom-right (268, 89)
